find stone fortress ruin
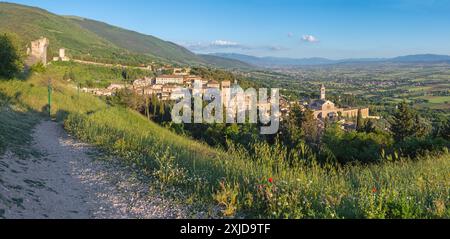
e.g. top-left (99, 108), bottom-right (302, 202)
top-left (26, 37), bottom-right (70, 67)
top-left (26, 37), bottom-right (49, 66)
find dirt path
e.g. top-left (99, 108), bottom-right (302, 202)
top-left (0, 121), bottom-right (188, 219)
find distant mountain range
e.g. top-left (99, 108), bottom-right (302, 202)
top-left (2, 2), bottom-right (449, 70)
top-left (212, 53), bottom-right (450, 68)
top-left (0, 2), bottom-right (249, 68)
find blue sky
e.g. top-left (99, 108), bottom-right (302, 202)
top-left (5, 0), bottom-right (450, 59)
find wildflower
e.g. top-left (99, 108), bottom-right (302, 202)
top-left (268, 178), bottom-right (273, 184)
top-left (372, 187), bottom-right (377, 193)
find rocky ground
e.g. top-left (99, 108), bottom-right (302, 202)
top-left (0, 121), bottom-right (190, 219)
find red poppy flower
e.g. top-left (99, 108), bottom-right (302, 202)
top-left (372, 187), bottom-right (377, 193)
top-left (268, 178), bottom-right (273, 184)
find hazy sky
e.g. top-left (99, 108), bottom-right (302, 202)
top-left (6, 0), bottom-right (450, 59)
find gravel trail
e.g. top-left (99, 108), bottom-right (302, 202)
top-left (0, 120), bottom-right (188, 219)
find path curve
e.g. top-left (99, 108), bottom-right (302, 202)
top-left (0, 120), bottom-right (188, 219)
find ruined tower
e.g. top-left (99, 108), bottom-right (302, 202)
top-left (26, 37), bottom-right (49, 66)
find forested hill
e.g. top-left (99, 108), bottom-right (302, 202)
top-left (0, 2), bottom-right (249, 68)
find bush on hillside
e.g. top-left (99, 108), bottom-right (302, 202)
top-left (321, 124), bottom-right (394, 164)
top-left (30, 62), bottom-right (46, 73)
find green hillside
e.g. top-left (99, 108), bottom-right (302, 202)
top-left (0, 2), bottom-right (147, 65)
top-left (0, 2), bottom-right (249, 68)
top-left (68, 17), bottom-right (205, 65)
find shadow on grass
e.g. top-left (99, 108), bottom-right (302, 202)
top-left (16, 69), bottom-right (33, 81)
top-left (0, 91), bottom-right (43, 158)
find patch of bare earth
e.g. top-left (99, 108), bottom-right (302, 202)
top-left (0, 121), bottom-right (190, 219)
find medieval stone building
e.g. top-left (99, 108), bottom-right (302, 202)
top-left (309, 84), bottom-right (370, 119)
top-left (26, 37), bottom-right (49, 66)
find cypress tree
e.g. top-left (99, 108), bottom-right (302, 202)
top-left (391, 101), bottom-right (415, 142)
top-left (356, 109), bottom-right (364, 132)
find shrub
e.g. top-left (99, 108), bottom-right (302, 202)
top-left (214, 180), bottom-right (239, 217)
top-left (30, 62), bottom-right (46, 73)
top-left (153, 147), bottom-right (186, 188)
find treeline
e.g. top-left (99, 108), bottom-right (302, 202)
top-left (107, 87), bottom-right (450, 166)
top-left (282, 101), bottom-right (449, 164)
top-left (58, 62), bottom-right (152, 88)
top-left (105, 89), bottom-right (268, 150)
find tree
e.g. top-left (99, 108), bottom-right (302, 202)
top-left (356, 109), bottom-right (364, 132)
top-left (363, 119), bottom-right (376, 133)
top-left (413, 114), bottom-right (430, 138)
top-left (442, 119), bottom-right (450, 140)
top-left (0, 33), bottom-right (23, 79)
top-left (121, 68), bottom-right (128, 82)
top-left (281, 104), bottom-right (304, 147)
top-left (390, 101), bottom-right (415, 142)
top-left (281, 105), bottom-right (319, 149)
top-left (322, 124), bottom-right (393, 164)
top-left (432, 117), bottom-right (450, 140)
top-left (300, 109), bottom-right (320, 146)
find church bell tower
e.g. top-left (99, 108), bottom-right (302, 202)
top-left (320, 84), bottom-right (326, 100)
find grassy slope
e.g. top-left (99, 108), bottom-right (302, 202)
top-left (1, 63), bottom-right (449, 218)
top-left (0, 3), bottom-right (125, 60)
top-left (0, 101), bottom-right (40, 157)
top-left (65, 109), bottom-right (450, 218)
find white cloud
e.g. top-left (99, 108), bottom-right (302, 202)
top-left (267, 46), bottom-right (286, 51)
top-left (181, 40), bottom-right (288, 52)
top-left (210, 40), bottom-right (240, 47)
top-left (301, 35), bottom-right (319, 43)
top-left (183, 40), bottom-right (243, 50)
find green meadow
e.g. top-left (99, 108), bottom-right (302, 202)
top-left (417, 96), bottom-right (450, 104)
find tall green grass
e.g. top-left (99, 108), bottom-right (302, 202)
top-left (0, 65), bottom-right (106, 154)
top-left (1, 66), bottom-right (449, 218)
top-left (0, 70), bottom-right (106, 120)
top-left (65, 107), bottom-right (450, 218)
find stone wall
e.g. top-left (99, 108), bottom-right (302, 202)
top-left (314, 107), bottom-right (370, 119)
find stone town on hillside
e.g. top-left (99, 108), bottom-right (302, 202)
top-left (26, 37), bottom-right (378, 130)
